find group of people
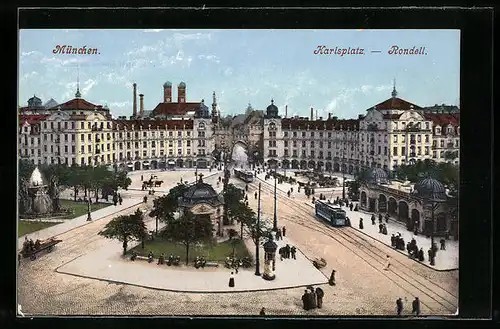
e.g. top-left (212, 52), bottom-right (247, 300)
top-left (278, 244), bottom-right (297, 260)
top-left (391, 232), bottom-right (406, 251)
top-left (396, 297), bottom-right (421, 316)
top-left (274, 226), bottom-right (286, 240)
top-left (112, 193), bottom-right (123, 206)
top-left (301, 286), bottom-right (325, 310)
top-left (406, 238), bottom-right (425, 262)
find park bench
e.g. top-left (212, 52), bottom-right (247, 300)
top-left (205, 262), bottom-right (219, 267)
top-left (135, 255), bottom-right (149, 261)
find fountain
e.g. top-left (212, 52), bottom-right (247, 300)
top-left (19, 167), bottom-right (63, 218)
top-left (231, 144), bottom-right (249, 169)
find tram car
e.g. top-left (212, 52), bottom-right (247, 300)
top-left (233, 168), bottom-right (254, 183)
top-left (315, 200), bottom-right (348, 226)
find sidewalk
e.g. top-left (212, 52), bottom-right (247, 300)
top-left (302, 202), bottom-right (458, 271)
top-left (18, 197), bottom-right (143, 249)
top-left (56, 235), bottom-right (328, 293)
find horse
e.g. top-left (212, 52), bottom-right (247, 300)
top-left (154, 180), bottom-right (163, 187)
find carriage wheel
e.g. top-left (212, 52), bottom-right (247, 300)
top-left (30, 254), bottom-right (36, 261)
top-left (47, 246), bottom-right (53, 253)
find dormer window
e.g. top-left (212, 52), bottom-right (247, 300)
top-left (198, 122), bottom-right (205, 130)
top-left (448, 127), bottom-right (453, 134)
top-left (436, 127), bottom-right (441, 134)
top-left (425, 122), bottom-right (430, 130)
top-left (269, 122), bottom-right (276, 130)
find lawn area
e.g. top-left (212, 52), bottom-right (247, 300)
top-left (59, 199), bottom-right (111, 219)
top-left (130, 238), bottom-right (251, 263)
top-left (18, 220), bottom-right (60, 237)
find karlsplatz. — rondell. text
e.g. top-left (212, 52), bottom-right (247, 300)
top-left (313, 46), bottom-right (365, 56)
top-left (52, 45), bottom-right (100, 55)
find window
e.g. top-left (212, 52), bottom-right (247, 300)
top-left (143, 131), bottom-right (147, 137)
top-left (293, 132), bottom-right (297, 137)
top-left (293, 141), bottom-right (297, 147)
top-left (302, 132), bottom-right (306, 137)
top-left (455, 140), bottom-right (459, 147)
top-left (417, 135), bottom-right (421, 142)
top-left (425, 146), bottom-right (429, 155)
top-left (64, 145), bottom-right (68, 153)
top-left (169, 131), bottom-right (173, 137)
top-left (436, 128), bottom-right (441, 134)
top-left (310, 141), bottom-right (314, 148)
top-left (425, 135), bottom-right (429, 143)
top-left (393, 135), bottom-right (398, 143)
top-left (302, 141), bottom-right (306, 147)
top-left (81, 145), bottom-right (84, 154)
top-left (328, 142), bottom-right (331, 148)
top-left (384, 146), bottom-right (387, 155)
top-left (293, 150), bottom-right (297, 156)
top-left (310, 150), bottom-right (315, 157)
top-left (72, 146), bottom-right (75, 154)
top-left (88, 145), bottom-right (91, 152)
top-left (284, 131), bottom-right (288, 137)
top-left (378, 146), bottom-right (381, 154)
top-left (393, 147), bottom-right (398, 156)
top-left (440, 140), bottom-right (444, 148)
top-left (319, 141), bottom-right (323, 148)
top-left (402, 147), bottom-right (406, 155)
top-left (284, 141), bottom-right (288, 147)
top-left (311, 132), bottom-right (315, 138)
top-left (417, 147), bottom-right (421, 155)
top-left (143, 150), bottom-right (147, 157)
top-left (178, 140), bottom-right (182, 147)
top-left (328, 132), bottom-right (332, 138)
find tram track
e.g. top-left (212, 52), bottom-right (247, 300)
top-left (248, 179), bottom-right (457, 314)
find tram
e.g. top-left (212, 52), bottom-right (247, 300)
top-left (315, 200), bottom-right (348, 227)
top-left (233, 168), bottom-right (254, 183)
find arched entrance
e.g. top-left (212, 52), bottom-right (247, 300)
top-left (334, 163), bottom-right (340, 172)
top-left (177, 158), bottom-right (184, 168)
top-left (150, 160), bottom-right (158, 170)
top-left (398, 201), bottom-right (409, 224)
top-left (196, 158), bottom-right (207, 169)
top-left (388, 197), bottom-right (397, 217)
top-left (291, 159), bottom-right (299, 169)
top-left (282, 159), bottom-right (290, 169)
top-left (326, 162), bottom-right (332, 171)
top-left (308, 160), bottom-right (315, 169)
top-left (348, 165), bottom-right (354, 174)
top-left (410, 209), bottom-right (420, 231)
top-left (360, 191), bottom-right (367, 208)
top-left (300, 160), bottom-right (307, 169)
top-left (231, 141), bottom-right (248, 165)
top-left (134, 161), bottom-right (141, 170)
top-left (378, 194), bottom-right (387, 212)
top-left (317, 161), bottom-right (324, 170)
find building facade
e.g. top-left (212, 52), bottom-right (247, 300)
top-left (19, 83), bottom-right (460, 172)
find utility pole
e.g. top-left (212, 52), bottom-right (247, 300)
top-left (255, 182), bottom-right (261, 276)
top-left (273, 165), bottom-right (278, 231)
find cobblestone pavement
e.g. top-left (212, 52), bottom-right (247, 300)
top-left (17, 171), bottom-right (458, 317)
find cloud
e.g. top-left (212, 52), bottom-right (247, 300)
top-left (103, 101), bottom-right (132, 111)
top-left (198, 54), bottom-right (220, 64)
top-left (81, 78), bottom-right (97, 95)
top-left (223, 67), bottom-right (233, 76)
top-left (173, 32), bottom-right (212, 42)
top-left (143, 29), bottom-right (164, 33)
top-left (20, 71), bottom-right (39, 82)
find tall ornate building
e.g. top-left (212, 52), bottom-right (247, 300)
top-left (19, 82), bottom-right (459, 172)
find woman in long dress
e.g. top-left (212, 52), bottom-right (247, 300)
top-left (384, 255), bottom-right (391, 270)
top-left (228, 272), bottom-right (235, 287)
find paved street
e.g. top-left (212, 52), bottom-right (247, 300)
top-left (17, 168), bottom-right (458, 316)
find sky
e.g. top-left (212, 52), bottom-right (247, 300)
top-left (19, 29), bottom-right (460, 119)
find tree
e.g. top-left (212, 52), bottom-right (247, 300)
top-left (224, 184), bottom-right (245, 224)
top-left (98, 208), bottom-right (148, 255)
top-left (227, 228), bottom-right (239, 258)
top-left (149, 183), bottom-right (189, 234)
top-left (161, 211), bottom-right (214, 265)
top-left (443, 150), bottom-right (459, 162)
top-left (243, 212), bottom-right (274, 250)
top-left (346, 180), bottom-right (361, 201)
top-left (232, 201), bottom-right (256, 239)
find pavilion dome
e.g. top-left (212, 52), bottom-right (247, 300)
top-left (163, 81), bottom-right (172, 87)
top-left (178, 81), bottom-right (186, 88)
top-left (266, 99), bottom-right (279, 118)
top-left (368, 168), bottom-right (389, 184)
top-left (413, 177), bottom-right (447, 200)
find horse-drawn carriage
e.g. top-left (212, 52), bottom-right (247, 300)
top-left (142, 180), bottom-right (163, 189)
top-left (20, 237), bottom-right (62, 261)
top-left (312, 257), bottom-right (327, 269)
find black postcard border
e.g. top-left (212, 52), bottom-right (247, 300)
top-left (3, 6), bottom-right (495, 329)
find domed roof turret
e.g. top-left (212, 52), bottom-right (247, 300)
top-left (266, 99), bottom-right (279, 118)
top-left (163, 81), bottom-right (172, 87)
top-left (178, 81), bottom-right (186, 88)
top-left (368, 168), bottom-right (389, 184)
top-left (179, 175), bottom-right (222, 207)
top-left (28, 94), bottom-right (43, 108)
top-left (413, 177), bottom-right (447, 200)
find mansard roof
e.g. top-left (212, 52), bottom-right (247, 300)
top-left (281, 118), bottom-right (359, 130)
top-left (48, 97), bottom-right (105, 111)
top-left (151, 102), bottom-right (202, 117)
top-left (113, 119), bottom-right (194, 130)
top-left (369, 97), bottom-right (423, 112)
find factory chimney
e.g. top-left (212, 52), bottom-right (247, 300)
top-left (310, 107), bottom-right (314, 121)
top-left (285, 105), bottom-right (288, 118)
top-left (139, 94), bottom-right (144, 118)
top-left (132, 83), bottom-right (137, 118)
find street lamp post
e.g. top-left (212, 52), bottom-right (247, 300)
top-left (255, 182), bottom-right (262, 276)
top-left (341, 149), bottom-right (346, 200)
top-left (86, 164), bottom-right (92, 221)
top-left (273, 164), bottom-right (278, 231)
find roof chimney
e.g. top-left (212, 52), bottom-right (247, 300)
top-left (328, 112), bottom-right (332, 120)
top-left (139, 94), bottom-right (144, 118)
top-left (132, 83), bottom-right (137, 118)
top-left (310, 107), bottom-right (314, 121)
top-left (285, 105), bottom-right (288, 118)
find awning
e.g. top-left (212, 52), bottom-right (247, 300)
top-left (127, 164), bottom-right (133, 168)
top-left (143, 161), bottom-right (150, 165)
top-left (168, 160), bottom-right (175, 165)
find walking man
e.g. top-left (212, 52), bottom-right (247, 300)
top-left (308, 287), bottom-right (317, 309)
top-left (285, 244), bottom-right (291, 259)
top-left (282, 226), bottom-right (286, 237)
top-left (412, 297), bottom-right (421, 316)
top-left (302, 290), bottom-right (311, 310)
top-left (440, 238), bottom-right (446, 250)
top-left (371, 215), bottom-right (376, 225)
top-left (396, 298), bottom-right (403, 316)
top-left (384, 255), bottom-right (391, 270)
top-left (315, 287), bottom-right (324, 308)
top-left (359, 218), bottom-right (364, 230)
top-left (291, 246), bottom-right (297, 259)
top-left (228, 272), bottom-right (235, 287)
top-left (119, 196), bottom-right (123, 205)
top-left (329, 269), bottom-right (336, 286)
top-left (349, 203), bottom-right (353, 211)
top-left (254, 191), bottom-right (258, 199)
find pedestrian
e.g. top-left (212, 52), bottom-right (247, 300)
top-left (141, 174), bottom-right (143, 181)
top-left (379, 223), bottom-right (383, 233)
top-left (412, 297), bottom-right (421, 316)
top-left (391, 234), bottom-right (396, 247)
top-left (18, 253), bottom-right (21, 266)
top-left (282, 226), bottom-right (286, 237)
top-left (349, 203), bottom-right (353, 211)
top-left (287, 190), bottom-right (291, 197)
top-left (302, 290), bottom-right (311, 310)
top-left (359, 218), bottom-right (364, 230)
top-left (279, 247), bottom-right (284, 261)
top-left (396, 298), bottom-right (403, 316)
top-left (259, 307), bottom-right (266, 316)
top-left (285, 244), bottom-right (291, 259)
top-left (308, 286), bottom-right (317, 309)
top-left (385, 213), bottom-right (390, 223)
top-left (328, 269), bottom-right (336, 286)
top-left (315, 287), bottom-right (324, 308)
top-left (275, 230), bottom-right (280, 241)
top-left (384, 255), bottom-right (391, 270)
top-left (228, 272), bottom-right (235, 287)
top-left (371, 215), bottom-right (376, 225)
top-left (291, 246), bottom-right (297, 259)
top-left (119, 196), bottom-right (123, 205)
top-left (440, 238), bottom-right (446, 250)
top-left (382, 224), bottom-right (388, 235)
top-left (418, 248), bottom-right (425, 262)
top-left (143, 195), bottom-right (148, 203)
top-left (254, 191), bottom-right (258, 199)
top-left (379, 213), bottom-right (383, 223)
